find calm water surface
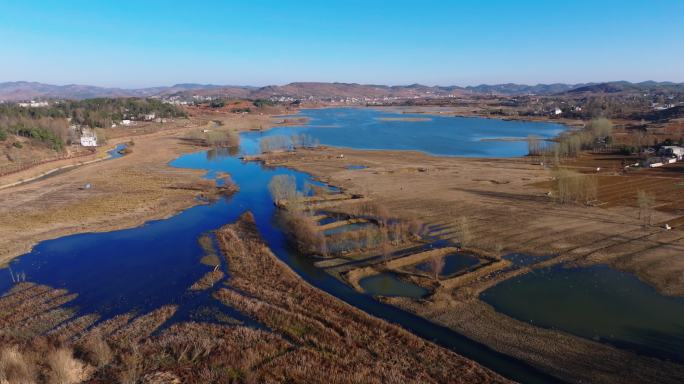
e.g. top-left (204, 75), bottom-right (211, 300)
top-left (415, 253), bottom-right (480, 277)
top-left (359, 272), bottom-right (428, 299)
top-left (481, 264), bottom-right (684, 363)
top-left (241, 108), bottom-right (564, 157)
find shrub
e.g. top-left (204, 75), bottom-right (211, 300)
top-left (209, 100), bottom-right (225, 108)
top-left (253, 99), bottom-right (276, 108)
top-left (12, 141), bottom-right (23, 149)
top-left (619, 145), bottom-right (639, 155)
top-left (47, 347), bottom-right (85, 384)
top-left (117, 346), bottom-right (142, 384)
top-left (0, 346), bottom-right (36, 384)
top-left (206, 130), bottom-right (239, 147)
top-left (11, 125), bottom-right (64, 150)
top-left (78, 331), bottom-right (112, 368)
top-left (0, 129), bottom-right (7, 141)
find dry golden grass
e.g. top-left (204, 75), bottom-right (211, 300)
top-left (0, 346), bottom-right (36, 384)
top-left (46, 348), bottom-right (88, 384)
top-left (212, 212), bottom-right (508, 384)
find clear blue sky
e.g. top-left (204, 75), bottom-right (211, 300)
top-left (1, 0), bottom-right (682, 88)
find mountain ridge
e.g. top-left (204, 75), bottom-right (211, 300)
top-left (1, 80), bottom-right (682, 101)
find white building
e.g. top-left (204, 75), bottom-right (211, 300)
top-left (660, 146), bottom-right (684, 160)
top-left (18, 100), bottom-right (49, 108)
top-left (80, 129), bottom-right (98, 147)
top-left (553, 107), bottom-right (562, 115)
top-left (121, 120), bottom-right (132, 126)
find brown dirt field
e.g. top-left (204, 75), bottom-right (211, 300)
top-left (543, 153), bottom-right (684, 212)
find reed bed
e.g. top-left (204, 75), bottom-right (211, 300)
top-left (211, 212), bottom-right (508, 383)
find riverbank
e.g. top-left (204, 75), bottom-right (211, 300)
top-left (0, 113), bottom-right (282, 266)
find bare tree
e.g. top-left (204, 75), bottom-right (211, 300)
top-left (429, 253), bottom-right (445, 281)
top-left (553, 169), bottom-right (598, 204)
top-left (260, 135), bottom-right (288, 153)
top-left (526, 135), bottom-right (541, 156)
top-left (379, 232), bottom-right (392, 265)
top-left (285, 212), bottom-right (327, 256)
top-left (587, 118), bottom-right (613, 139)
top-left (268, 175), bottom-right (300, 206)
top-left (206, 130), bottom-right (239, 147)
top-left (456, 216), bottom-right (471, 248)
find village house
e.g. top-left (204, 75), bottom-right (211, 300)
top-left (79, 128), bottom-right (97, 147)
top-left (659, 146), bottom-right (684, 160)
top-left (18, 100), bottom-right (49, 108)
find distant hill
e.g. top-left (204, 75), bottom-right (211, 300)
top-left (1, 80), bottom-right (682, 101)
top-left (247, 82), bottom-right (466, 99)
top-left (464, 83), bottom-right (592, 95)
top-left (564, 81), bottom-right (684, 94)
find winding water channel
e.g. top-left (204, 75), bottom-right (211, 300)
top-left (0, 109), bottom-right (629, 383)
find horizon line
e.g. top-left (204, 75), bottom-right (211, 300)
top-left (2, 79), bottom-right (684, 90)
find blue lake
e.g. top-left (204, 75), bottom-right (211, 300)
top-left (240, 108), bottom-right (565, 157)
